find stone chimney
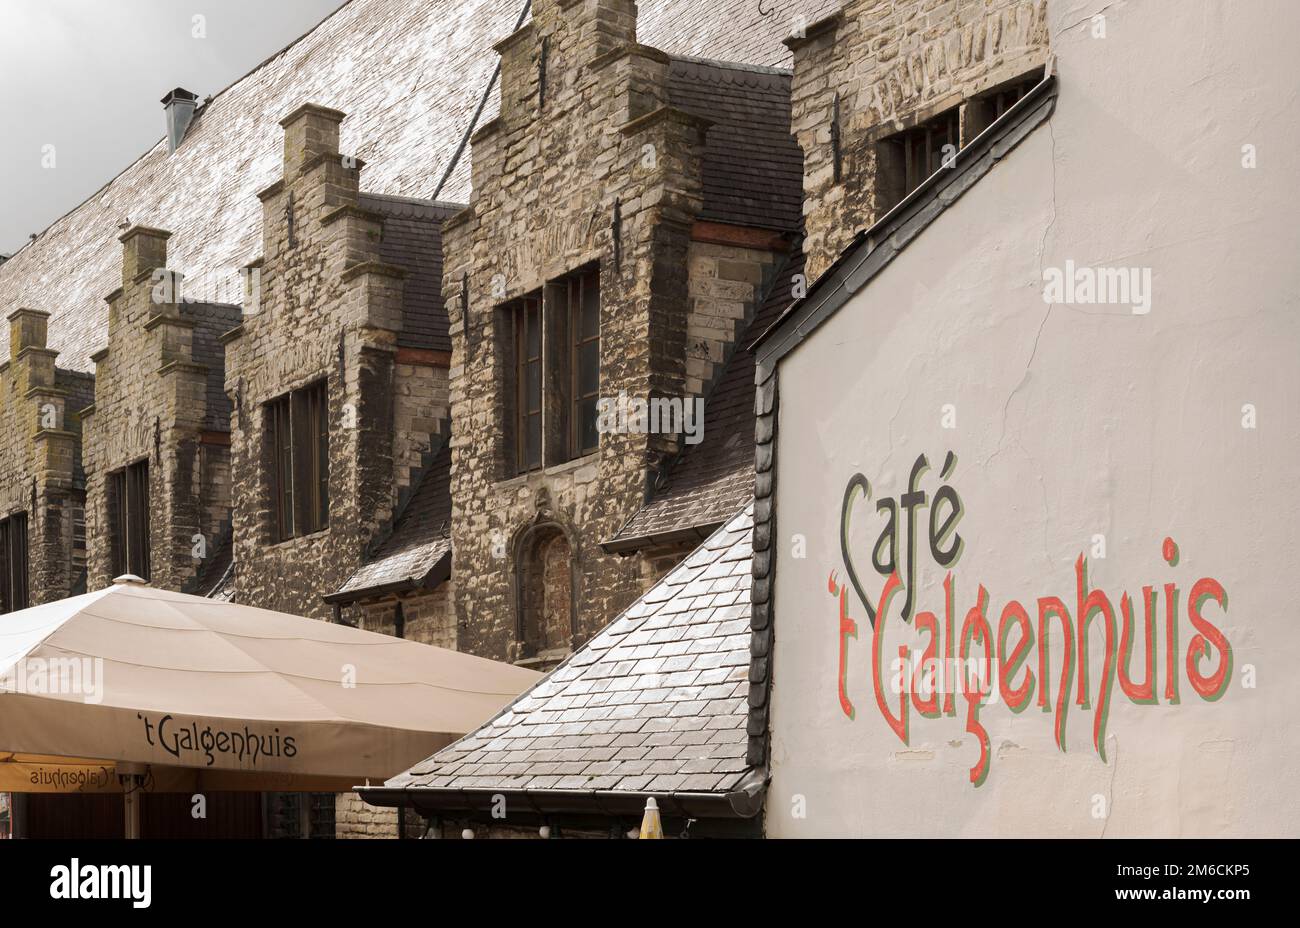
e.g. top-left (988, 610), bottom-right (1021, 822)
top-left (279, 103), bottom-right (345, 182)
top-left (118, 226), bottom-right (171, 286)
top-left (162, 88), bottom-right (199, 154)
top-left (7, 307), bottom-right (49, 364)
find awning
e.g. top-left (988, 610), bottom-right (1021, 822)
top-left (0, 577), bottom-right (541, 788)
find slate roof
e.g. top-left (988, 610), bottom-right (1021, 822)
top-left (0, 0), bottom-right (832, 373)
top-left (180, 301), bottom-right (244, 431)
top-left (327, 443), bottom-right (453, 603)
top-left (358, 194), bottom-right (459, 353)
top-left (606, 253), bottom-right (804, 551)
top-left (377, 504), bottom-right (759, 807)
top-left (668, 58), bottom-right (804, 233)
top-left (194, 535), bottom-right (235, 601)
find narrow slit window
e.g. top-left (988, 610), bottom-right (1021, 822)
top-left (569, 269), bottom-right (601, 458)
top-left (513, 295), bottom-right (543, 475)
top-left (0, 511), bottom-right (29, 614)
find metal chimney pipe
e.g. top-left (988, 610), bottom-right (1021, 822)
top-left (161, 88), bottom-right (199, 154)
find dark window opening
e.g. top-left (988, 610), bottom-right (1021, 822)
top-left (267, 379), bottom-right (330, 541)
top-left (0, 511), bottom-right (30, 613)
top-left (567, 268), bottom-right (601, 460)
top-left (501, 265), bottom-right (602, 478)
top-left (963, 71), bottom-right (1044, 142)
top-left (508, 293), bottom-right (544, 475)
top-left (109, 460), bottom-right (151, 581)
top-left (875, 106), bottom-right (961, 214)
top-left (875, 69), bottom-right (1044, 214)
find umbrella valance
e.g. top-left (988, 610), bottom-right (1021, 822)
top-left (0, 578), bottom-right (540, 785)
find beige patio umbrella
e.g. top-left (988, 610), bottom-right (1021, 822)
top-left (0, 576), bottom-right (540, 836)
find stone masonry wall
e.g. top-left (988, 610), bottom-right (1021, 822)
top-left (791, 0), bottom-right (1050, 279)
top-left (392, 361), bottom-right (450, 501)
top-left (686, 241), bottom-right (779, 398)
top-left (0, 309), bottom-right (86, 606)
top-left (82, 228), bottom-right (231, 593)
top-left (444, 0), bottom-right (734, 663)
top-left (224, 103), bottom-right (413, 621)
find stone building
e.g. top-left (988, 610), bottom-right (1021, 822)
top-left (0, 0), bottom-right (849, 837)
top-left (788, 0), bottom-right (1050, 278)
top-left (437, 0), bottom-right (803, 670)
top-left (219, 103), bottom-right (457, 626)
top-left (81, 227), bottom-right (240, 594)
top-left (0, 309), bottom-right (93, 613)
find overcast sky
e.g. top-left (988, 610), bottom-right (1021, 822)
top-left (0, 0), bottom-right (347, 255)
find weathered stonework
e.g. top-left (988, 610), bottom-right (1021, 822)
top-left (223, 103), bottom-right (451, 624)
top-left (444, 0), bottom-right (786, 666)
top-left (0, 309), bottom-right (92, 608)
top-left (790, 0), bottom-right (1050, 279)
top-left (81, 228), bottom-right (239, 592)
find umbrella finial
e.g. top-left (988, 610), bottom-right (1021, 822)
top-left (112, 574), bottom-right (149, 586)
top-left (638, 796), bottom-right (663, 840)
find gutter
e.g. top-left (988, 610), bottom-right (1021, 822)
top-left (356, 774), bottom-right (766, 822)
top-left (600, 521), bottom-right (722, 556)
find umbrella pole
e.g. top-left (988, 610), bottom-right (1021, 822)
top-left (118, 763), bottom-right (145, 839)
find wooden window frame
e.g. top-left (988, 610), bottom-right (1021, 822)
top-left (509, 294), bottom-right (544, 476)
top-left (108, 459), bottom-right (151, 581)
top-left (0, 511), bottom-right (30, 614)
top-left (500, 266), bottom-right (601, 478)
top-left (566, 267), bottom-right (601, 461)
top-left (267, 379), bottom-right (330, 542)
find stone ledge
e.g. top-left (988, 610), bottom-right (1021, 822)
top-left (14, 346), bottom-right (58, 363)
top-left (33, 428), bottom-right (77, 443)
top-left (619, 105), bottom-right (713, 137)
top-left (470, 117), bottom-right (502, 146)
top-left (256, 179), bottom-right (286, 202)
top-left (23, 384), bottom-right (69, 400)
top-left (118, 225), bottom-right (172, 245)
top-left (158, 360), bottom-right (209, 377)
top-left (321, 204), bottom-right (387, 228)
top-left (443, 204), bottom-right (476, 233)
top-left (6, 306), bottom-right (50, 322)
top-left (143, 313), bottom-right (197, 332)
top-left (589, 42), bottom-right (670, 73)
top-left (340, 261), bottom-right (407, 284)
top-left (492, 19), bottom-right (535, 56)
top-left (783, 9), bottom-right (843, 50)
top-left (279, 101), bottom-right (347, 128)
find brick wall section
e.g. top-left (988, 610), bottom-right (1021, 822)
top-left (357, 583), bottom-right (457, 650)
top-left (224, 103), bottom-right (419, 620)
top-left (392, 360), bottom-right (450, 503)
top-left (81, 229), bottom-right (237, 592)
top-left (0, 309), bottom-right (87, 605)
top-left (444, 0), bottom-right (736, 664)
top-left (685, 242), bottom-right (778, 397)
top-left (790, 0), bottom-right (1050, 279)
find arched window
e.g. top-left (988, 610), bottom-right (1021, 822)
top-left (516, 524), bottom-right (576, 660)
